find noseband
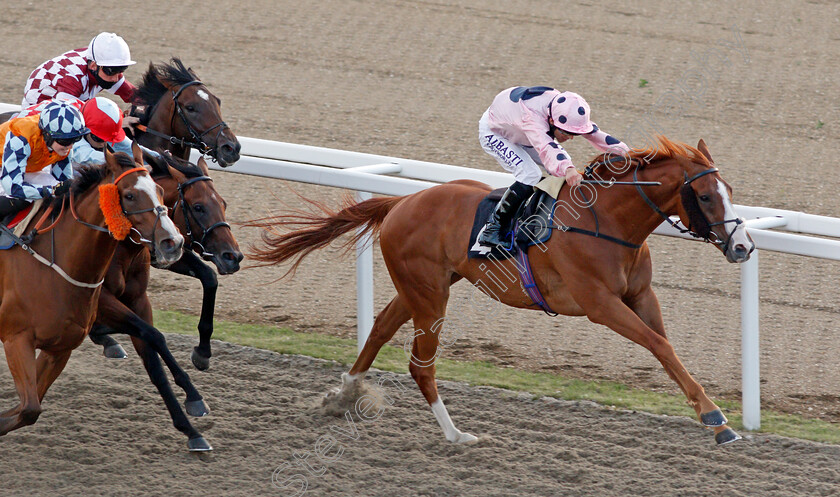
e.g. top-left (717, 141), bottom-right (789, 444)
top-left (171, 175), bottom-right (230, 259)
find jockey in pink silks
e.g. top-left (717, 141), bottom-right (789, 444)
top-left (477, 86), bottom-right (631, 248)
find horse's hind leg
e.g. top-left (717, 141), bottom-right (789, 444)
top-left (0, 334), bottom-right (42, 435)
top-left (88, 323), bottom-right (128, 359)
top-left (329, 295), bottom-right (412, 400)
top-left (393, 266), bottom-right (476, 444)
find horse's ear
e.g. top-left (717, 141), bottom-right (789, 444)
top-left (697, 139), bottom-right (714, 164)
top-left (196, 156), bottom-right (210, 175)
top-left (131, 141), bottom-right (144, 166)
top-left (104, 145), bottom-right (120, 176)
top-left (167, 164), bottom-right (187, 184)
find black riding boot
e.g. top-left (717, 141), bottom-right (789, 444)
top-left (478, 181), bottom-right (533, 247)
top-left (0, 197), bottom-right (30, 225)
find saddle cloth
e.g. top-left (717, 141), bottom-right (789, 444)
top-left (468, 176), bottom-right (565, 260)
top-left (0, 199), bottom-right (43, 249)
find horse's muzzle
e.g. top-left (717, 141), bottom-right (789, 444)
top-left (216, 139), bottom-right (241, 168)
top-left (156, 234), bottom-right (185, 267)
top-left (211, 248), bottom-right (244, 275)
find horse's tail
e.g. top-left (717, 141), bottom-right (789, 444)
top-left (246, 194), bottom-right (405, 277)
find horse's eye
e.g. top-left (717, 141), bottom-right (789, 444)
top-left (698, 194), bottom-right (711, 202)
top-left (185, 105), bottom-right (196, 112)
top-left (124, 193), bottom-right (135, 201)
top-left (193, 204), bottom-right (204, 213)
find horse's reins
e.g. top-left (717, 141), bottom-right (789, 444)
top-left (633, 164), bottom-right (744, 253)
top-left (547, 155), bottom-right (741, 250)
top-left (134, 80), bottom-right (229, 159)
top-left (171, 175), bottom-right (230, 259)
top-left (15, 167), bottom-right (163, 289)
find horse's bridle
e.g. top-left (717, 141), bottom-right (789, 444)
top-left (137, 80), bottom-right (230, 161)
top-left (171, 175), bottom-right (230, 259)
top-left (632, 161), bottom-right (744, 252)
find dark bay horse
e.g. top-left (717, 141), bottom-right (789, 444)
top-left (133, 57), bottom-right (240, 167)
top-left (88, 152), bottom-right (241, 451)
top-left (248, 138), bottom-right (754, 445)
top-left (92, 58), bottom-right (243, 370)
top-left (0, 146), bottom-right (183, 437)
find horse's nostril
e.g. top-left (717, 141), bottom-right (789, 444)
top-left (734, 244), bottom-right (747, 255)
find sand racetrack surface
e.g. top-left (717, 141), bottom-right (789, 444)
top-left (1, 0), bottom-right (840, 495)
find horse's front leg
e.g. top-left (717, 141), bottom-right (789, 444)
top-left (583, 284), bottom-right (740, 445)
top-left (96, 290), bottom-right (212, 451)
top-left (0, 333), bottom-right (41, 435)
top-left (164, 250), bottom-right (217, 371)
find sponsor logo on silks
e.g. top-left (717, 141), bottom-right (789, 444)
top-left (484, 134), bottom-right (524, 168)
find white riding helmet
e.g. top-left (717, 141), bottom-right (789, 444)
top-left (87, 32), bottom-right (136, 67)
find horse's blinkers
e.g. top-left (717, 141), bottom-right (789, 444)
top-left (680, 182), bottom-right (712, 239)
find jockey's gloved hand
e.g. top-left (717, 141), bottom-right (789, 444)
top-left (38, 186), bottom-right (53, 200)
top-left (53, 182), bottom-right (71, 197)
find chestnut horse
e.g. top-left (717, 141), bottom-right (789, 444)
top-left (0, 145), bottom-right (183, 437)
top-left (92, 58), bottom-right (243, 370)
top-left (248, 138), bottom-right (754, 445)
top-left (88, 152), bottom-right (241, 451)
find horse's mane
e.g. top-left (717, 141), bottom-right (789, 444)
top-left (133, 58), bottom-right (198, 123)
top-left (588, 136), bottom-right (711, 175)
top-left (44, 153), bottom-right (136, 210)
top-left (148, 152), bottom-right (205, 180)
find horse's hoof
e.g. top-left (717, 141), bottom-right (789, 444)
top-left (191, 348), bottom-right (210, 371)
top-left (103, 344), bottom-right (127, 359)
top-left (700, 409), bottom-right (727, 427)
top-left (188, 436), bottom-right (213, 452)
top-left (715, 428), bottom-right (742, 445)
top-left (453, 432), bottom-right (478, 444)
top-left (185, 399), bottom-right (210, 417)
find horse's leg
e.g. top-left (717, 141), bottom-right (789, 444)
top-left (330, 295), bottom-right (412, 399)
top-left (96, 292), bottom-right (211, 451)
top-left (88, 323), bottom-right (128, 359)
top-left (392, 266), bottom-right (476, 444)
top-left (0, 334), bottom-right (42, 435)
top-left (34, 349), bottom-right (73, 401)
top-left (588, 285), bottom-right (740, 444)
top-left (164, 251), bottom-right (217, 371)
top-left (127, 337), bottom-right (211, 451)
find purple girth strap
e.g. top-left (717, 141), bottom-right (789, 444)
top-left (514, 247), bottom-right (557, 316)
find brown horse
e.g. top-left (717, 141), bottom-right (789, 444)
top-left (248, 137), bottom-right (754, 445)
top-left (0, 145), bottom-right (183, 436)
top-left (88, 152), bottom-right (241, 451)
top-left (132, 57), bottom-right (241, 167)
top-left (92, 58), bottom-right (243, 369)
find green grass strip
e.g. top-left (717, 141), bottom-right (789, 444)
top-left (155, 309), bottom-right (840, 444)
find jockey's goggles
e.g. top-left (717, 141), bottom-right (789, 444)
top-left (100, 65), bottom-right (128, 76)
top-left (54, 136), bottom-right (83, 147)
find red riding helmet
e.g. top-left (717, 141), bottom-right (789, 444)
top-left (81, 97), bottom-right (126, 143)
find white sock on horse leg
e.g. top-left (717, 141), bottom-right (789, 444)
top-left (431, 398), bottom-right (477, 443)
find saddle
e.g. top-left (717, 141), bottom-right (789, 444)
top-left (0, 201), bottom-right (40, 249)
top-left (468, 184), bottom-right (558, 260)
